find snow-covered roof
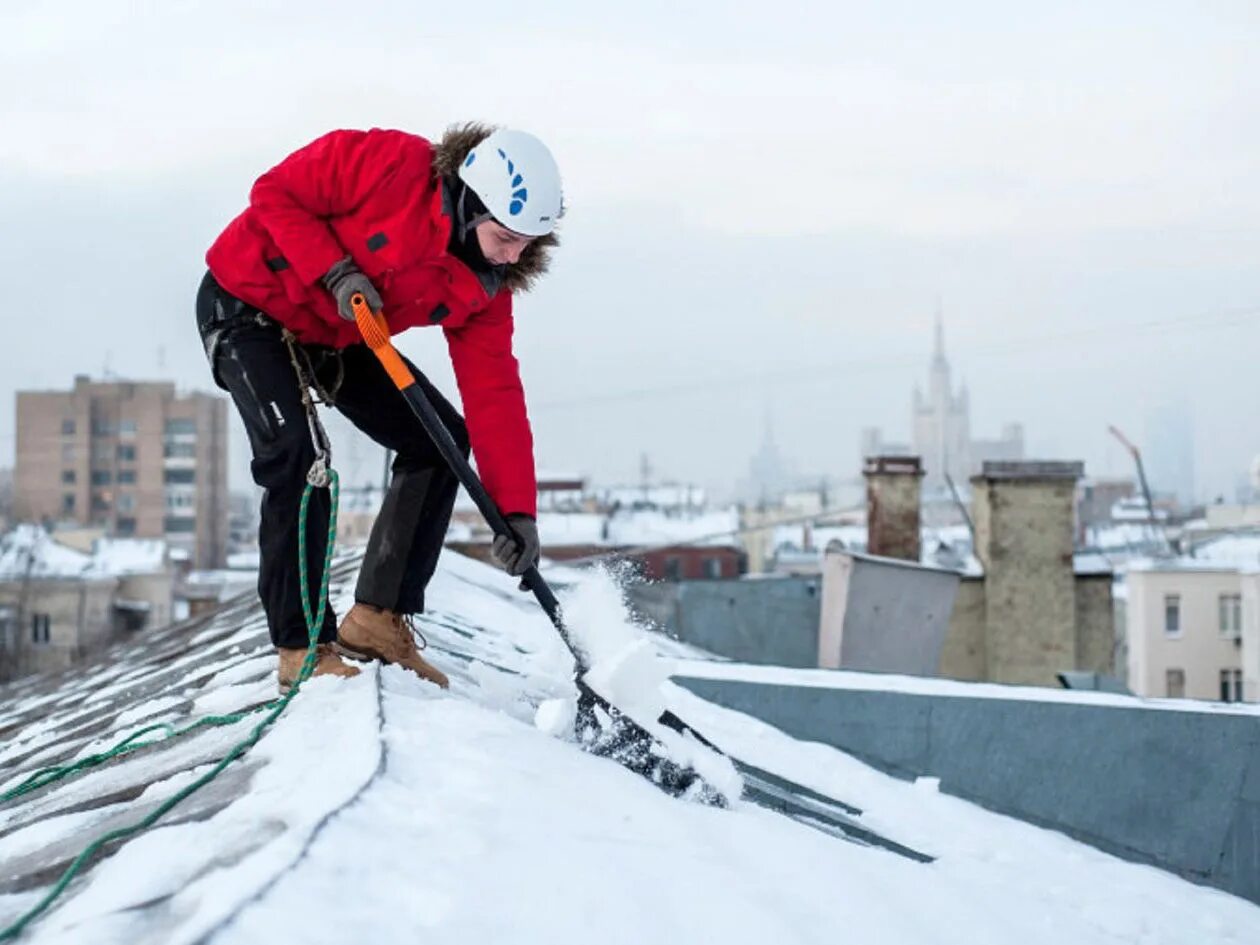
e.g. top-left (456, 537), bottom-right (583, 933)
top-left (0, 527), bottom-right (169, 581)
top-left (90, 537), bottom-right (168, 576)
top-left (605, 508), bottom-right (740, 547)
top-left (2, 552), bottom-right (1257, 942)
top-left (1186, 533), bottom-right (1260, 569)
top-left (674, 661), bottom-right (1260, 717)
top-left (0, 525), bottom-right (94, 580)
top-left (594, 483), bottom-right (709, 509)
top-left (536, 511), bottom-right (607, 546)
top-left (1084, 521), bottom-right (1168, 553)
top-left (224, 551), bottom-right (261, 571)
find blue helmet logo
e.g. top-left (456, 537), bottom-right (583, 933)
top-left (497, 148), bottom-right (528, 216)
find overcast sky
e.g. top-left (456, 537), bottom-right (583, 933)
top-left (2, 1), bottom-right (1258, 504)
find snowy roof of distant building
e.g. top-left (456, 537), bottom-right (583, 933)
top-left (91, 537), bottom-right (168, 576)
top-left (536, 512), bottom-right (607, 546)
top-left (0, 526), bottom-right (169, 581)
top-left (1126, 556), bottom-right (1242, 574)
top-left (606, 508), bottom-right (739, 547)
top-left (595, 483), bottom-right (708, 509)
top-left (1185, 533), bottom-right (1260, 569)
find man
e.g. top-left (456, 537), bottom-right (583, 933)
top-left (196, 124), bottom-right (561, 692)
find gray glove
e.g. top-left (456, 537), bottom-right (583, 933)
top-left (492, 514), bottom-right (540, 578)
top-left (321, 257), bottom-right (382, 321)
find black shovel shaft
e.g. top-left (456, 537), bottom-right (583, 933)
top-left (350, 294), bottom-right (589, 675)
top-left (396, 385), bottom-right (581, 655)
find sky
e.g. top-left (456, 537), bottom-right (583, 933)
top-left (2, 0), bottom-right (1258, 505)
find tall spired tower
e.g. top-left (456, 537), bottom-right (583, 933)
top-left (912, 311), bottom-right (972, 494)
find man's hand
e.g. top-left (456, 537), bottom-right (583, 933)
top-left (492, 514), bottom-right (540, 578)
top-left (321, 257), bottom-right (382, 321)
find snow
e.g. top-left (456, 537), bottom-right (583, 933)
top-left (605, 507), bottom-right (740, 547)
top-left (535, 511), bottom-right (607, 545)
top-left (672, 660), bottom-right (1260, 716)
top-left (0, 526), bottom-right (169, 580)
top-left (0, 526), bottom-right (94, 580)
top-left (1188, 533), bottom-right (1260, 569)
top-left (90, 538), bottom-right (168, 576)
top-left (1, 550), bottom-right (1258, 943)
top-left (224, 551), bottom-right (261, 571)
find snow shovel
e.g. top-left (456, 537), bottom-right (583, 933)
top-left (351, 294), bottom-right (728, 804)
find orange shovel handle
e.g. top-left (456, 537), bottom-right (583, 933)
top-left (350, 293), bottom-right (415, 390)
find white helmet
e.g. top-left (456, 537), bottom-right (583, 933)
top-left (457, 128), bottom-right (563, 237)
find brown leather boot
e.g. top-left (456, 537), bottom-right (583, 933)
top-left (336, 603), bottom-right (450, 689)
top-left (277, 643), bottom-right (361, 694)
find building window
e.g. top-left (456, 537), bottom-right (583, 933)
top-left (60, 419), bottom-right (75, 435)
top-left (61, 469), bottom-right (76, 484)
top-left (117, 469), bottom-right (136, 484)
top-left (1220, 669), bottom-right (1243, 703)
top-left (117, 493), bottom-right (135, 513)
top-left (116, 517), bottom-right (137, 536)
top-left (1163, 595), bottom-right (1181, 637)
top-left (704, 557), bottom-right (723, 579)
top-left (91, 419), bottom-right (116, 436)
top-left (90, 469), bottom-right (112, 486)
top-left (164, 468), bottom-right (196, 485)
top-left (117, 444), bottom-right (136, 462)
top-left (118, 419), bottom-right (137, 436)
top-left (62, 493), bottom-right (76, 514)
top-left (163, 441), bottom-right (196, 459)
top-left (1166, 668), bottom-right (1185, 698)
top-left (61, 443), bottom-right (75, 464)
top-left (164, 418), bottom-right (197, 436)
top-left (164, 516), bottom-right (196, 534)
top-left (1219, 594), bottom-right (1242, 639)
top-left (664, 556), bottom-right (682, 581)
top-left (30, 613), bottom-right (51, 645)
top-left (165, 492), bottom-right (195, 511)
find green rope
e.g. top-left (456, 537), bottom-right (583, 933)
top-left (0, 471), bottom-right (339, 942)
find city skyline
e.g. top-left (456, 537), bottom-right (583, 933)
top-left (0, 2), bottom-right (1256, 506)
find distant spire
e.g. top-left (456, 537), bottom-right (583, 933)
top-left (932, 299), bottom-right (946, 365)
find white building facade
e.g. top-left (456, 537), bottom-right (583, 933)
top-left (1126, 564), bottom-right (1250, 702)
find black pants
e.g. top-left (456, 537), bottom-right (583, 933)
top-left (196, 272), bottom-right (469, 648)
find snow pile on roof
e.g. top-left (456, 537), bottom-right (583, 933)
top-left (2, 550), bottom-right (1258, 942)
top-left (536, 511), bottom-right (607, 545)
top-left (675, 660), bottom-right (1260, 717)
top-left (1083, 521), bottom-right (1166, 554)
top-left (0, 526), bottom-right (94, 580)
top-left (1188, 533), bottom-right (1260, 569)
top-left (0, 527), bottom-right (170, 582)
top-left (534, 508), bottom-right (741, 549)
top-left (89, 538), bottom-right (168, 577)
top-left (606, 507), bottom-right (739, 547)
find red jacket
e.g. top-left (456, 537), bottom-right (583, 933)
top-left (207, 128), bottom-right (538, 516)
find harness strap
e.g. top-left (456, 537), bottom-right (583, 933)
top-left (281, 329), bottom-right (340, 488)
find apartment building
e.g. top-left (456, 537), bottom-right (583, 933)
top-left (14, 376), bottom-right (229, 568)
top-left (1126, 563), bottom-right (1247, 702)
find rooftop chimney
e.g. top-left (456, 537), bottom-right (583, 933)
top-left (863, 455), bottom-right (923, 562)
top-left (971, 460), bottom-right (1084, 686)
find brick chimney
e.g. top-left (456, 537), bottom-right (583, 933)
top-left (971, 460), bottom-right (1084, 685)
top-left (863, 456), bottom-right (923, 562)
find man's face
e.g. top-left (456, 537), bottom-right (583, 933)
top-left (474, 219), bottom-right (535, 266)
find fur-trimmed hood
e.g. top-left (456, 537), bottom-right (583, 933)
top-left (433, 123), bottom-right (558, 295)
